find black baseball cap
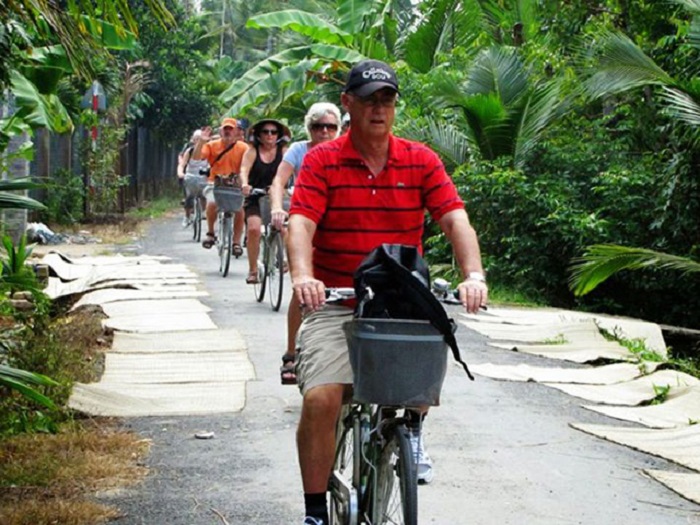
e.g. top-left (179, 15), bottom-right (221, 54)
top-left (343, 60), bottom-right (400, 97)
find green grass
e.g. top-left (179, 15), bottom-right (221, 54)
top-left (598, 325), bottom-right (700, 380)
top-left (486, 285), bottom-right (547, 307)
top-left (126, 196), bottom-right (180, 220)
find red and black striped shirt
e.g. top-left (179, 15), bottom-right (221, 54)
top-left (289, 133), bottom-right (464, 287)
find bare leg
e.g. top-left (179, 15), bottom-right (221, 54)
top-left (286, 294), bottom-right (302, 357)
top-left (205, 202), bottom-right (217, 234)
top-left (297, 384), bottom-right (345, 493)
top-left (246, 215), bottom-right (262, 275)
top-left (233, 209), bottom-right (245, 246)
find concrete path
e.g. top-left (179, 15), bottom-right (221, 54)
top-left (43, 213), bottom-right (700, 524)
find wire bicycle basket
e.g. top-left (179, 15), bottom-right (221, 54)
top-left (343, 318), bottom-right (448, 407)
top-left (213, 186), bottom-right (244, 213)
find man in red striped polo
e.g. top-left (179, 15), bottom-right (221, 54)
top-left (288, 59), bottom-right (488, 525)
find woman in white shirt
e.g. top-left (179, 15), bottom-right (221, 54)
top-left (269, 102), bottom-right (342, 385)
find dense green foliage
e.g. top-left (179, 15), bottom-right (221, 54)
top-left (3, 0), bottom-right (700, 331)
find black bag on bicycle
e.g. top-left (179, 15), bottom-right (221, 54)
top-left (352, 244), bottom-right (473, 380)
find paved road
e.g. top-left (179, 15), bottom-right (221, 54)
top-left (106, 212), bottom-right (700, 525)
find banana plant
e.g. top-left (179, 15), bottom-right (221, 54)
top-left (0, 178), bottom-right (46, 212)
top-left (221, 0), bottom-right (412, 115)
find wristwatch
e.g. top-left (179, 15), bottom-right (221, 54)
top-left (467, 271), bottom-right (486, 283)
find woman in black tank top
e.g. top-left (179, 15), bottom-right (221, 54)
top-left (239, 119), bottom-right (290, 284)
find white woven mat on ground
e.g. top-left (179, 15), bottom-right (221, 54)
top-left (43, 252), bottom-right (192, 282)
top-left (462, 319), bottom-right (608, 343)
top-left (101, 298), bottom-right (211, 317)
top-left (71, 288), bottom-right (208, 309)
top-left (111, 329), bottom-right (246, 353)
top-left (100, 352), bottom-right (255, 384)
top-left (462, 307), bottom-right (667, 355)
top-left (47, 252), bottom-right (169, 266)
top-left (46, 276), bottom-right (199, 299)
top-left (69, 382), bottom-right (247, 417)
top-left (644, 470), bottom-right (700, 505)
top-left (489, 340), bottom-right (633, 363)
top-left (582, 386), bottom-right (700, 428)
top-left (470, 361), bottom-right (660, 384)
top-left (545, 369), bottom-right (700, 406)
top-left (571, 423), bottom-right (700, 471)
top-left (102, 312), bottom-right (217, 332)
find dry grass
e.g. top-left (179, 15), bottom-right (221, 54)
top-left (59, 217), bottom-right (145, 245)
top-left (0, 420), bottom-right (150, 525)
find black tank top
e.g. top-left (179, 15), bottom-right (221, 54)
top-left (249, 145), bottom-right (284, 189)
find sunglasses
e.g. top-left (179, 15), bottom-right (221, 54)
top-left (352, 93), bottom-right (398, 108)
top-left (259, 128), bottom-right (279, 136)
top-left (311, 123), bottom-right (339, 132)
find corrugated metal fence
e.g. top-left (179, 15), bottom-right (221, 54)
top-left (28, 126), bottom-right (179, 215)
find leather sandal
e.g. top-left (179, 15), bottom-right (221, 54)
top-left (202, 233), bottom-right (216, 249)
top-left (232, 243), bottom-right (243, 257)
top-left (280, 354), bottom-right (297, 385)
top-left (245, 271), bottom-right (259, 284)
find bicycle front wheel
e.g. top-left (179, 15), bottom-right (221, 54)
top-left (372, 424), bottom-right (418, 525)
top-left (254, 233), bottom-right (268, 302)
top-left (193, 198), bottom-right (202, 242)
top-left (220, 215), bottom-right (232, 277)
top-left (330, 405), bottom-right (358, 525)
top-left (267, 231), bottom-right (285, 311)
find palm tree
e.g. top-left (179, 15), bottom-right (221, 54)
top-left (0, 0), bottom-right (173, 86)
top-left (429, 45), bottom-right (563, 168)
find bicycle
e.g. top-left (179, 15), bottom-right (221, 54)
top-left (250, 188), bottom-right (288, 312)
top-left (184, 172), bottom-right (208, 242)
top-left (212, 178), bottom-right (244, 278)
top-left (326, 287), bottom-right (451, 525)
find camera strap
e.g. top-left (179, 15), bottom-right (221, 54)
top-left (210, 141), bottom-right (237, 169)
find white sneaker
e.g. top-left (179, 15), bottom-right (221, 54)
top-left (409, 430), bottom-right (434, 484)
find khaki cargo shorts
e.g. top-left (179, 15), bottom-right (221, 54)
top-left (296, 305), bottom-right (354, 396)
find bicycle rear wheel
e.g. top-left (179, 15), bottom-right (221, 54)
top-left (330, 405), bottom-right (358, 525)
top-left (220, 215), bottom-right (232, 277)
top-left (254, 233), bottom-right (267, 301)
top-left (267, 231), bottom-right (285, 311)
top-left (372, 424), bottom-right (418, 525)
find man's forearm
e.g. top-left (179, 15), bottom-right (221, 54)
top-left (439, 209), bottom-right (485, 278)
top-left (288, 215), bottom-right (316, 281)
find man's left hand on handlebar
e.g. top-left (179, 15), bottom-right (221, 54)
top-left (457, 277), bottom-right (488, 314)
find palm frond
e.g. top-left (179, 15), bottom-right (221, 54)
top-left (660, 86), bottom-right (700, 128)
top-left (569, 244), bottom-right (700, 296)
top-left (400, 117), bottom-right (471, 171)
top-left (583, 32), bottom-right (674, 100)
top-left (512, 79), bottom-right (562, 168)
top-left (398, 0), bottom-right (461, 73)
top-left (672, 0), bottom-right (700, 14)
top-left (466, 47), bottom-right (527, 107)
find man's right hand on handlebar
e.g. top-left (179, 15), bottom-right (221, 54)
top-left (271, 208), bottom-right (288, 230)
top-left (293, 277), bottom-right (326, 312)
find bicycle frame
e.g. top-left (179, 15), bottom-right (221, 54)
top-left (330, 403), bottom-right (418, 525)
